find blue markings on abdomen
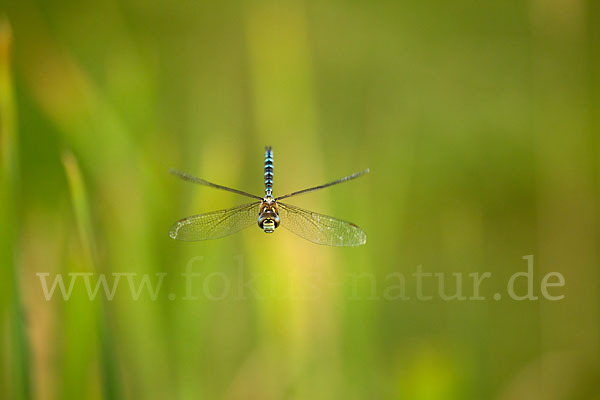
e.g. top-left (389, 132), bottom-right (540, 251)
top-left (264, 146), bottom-right (273, 196)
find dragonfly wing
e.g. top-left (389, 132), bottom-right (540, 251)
top-left (170, 202), bottom-right (260, 241)
top-left (276, 169), bottom-right (369, 200)
top-left (278, 202), bottom-right (367, 247)
top-left (169, 169), bottom-right (263, 200)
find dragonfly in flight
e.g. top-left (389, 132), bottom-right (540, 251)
top-left (169, 146), bottom-right (368, 246)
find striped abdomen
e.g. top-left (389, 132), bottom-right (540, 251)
top-left (264, 146), bottom-right (273, 196)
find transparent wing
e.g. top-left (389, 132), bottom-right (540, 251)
top-left (169, 202), bottom-right (260, 241)
top-left (169, 168), bottom-right (263, 200)
top-left (276, 169), bottom-right (369, 200)
top-left (278, 202), bottom-right (367, 247)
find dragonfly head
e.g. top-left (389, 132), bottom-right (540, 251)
top-left (258, 197), bottom-right (280, 233)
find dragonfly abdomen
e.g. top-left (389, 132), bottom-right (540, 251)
top-left (264, 146), bottom-right (273, 196)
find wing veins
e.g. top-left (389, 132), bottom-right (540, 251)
top-left (170, 202), bottom-right (260, 241)
top-left (170, 168), bottom-right (263, 200)
top-left (278, 202), bottom-right (366, 246)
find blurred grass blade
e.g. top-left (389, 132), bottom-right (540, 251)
top-left (62, 150), bottom-right (121, 400)
top-left (62, 151), bottom-right (96, 263)
top-left (0, 17), bottom-right (31, 400)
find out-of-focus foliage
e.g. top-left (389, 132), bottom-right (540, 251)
top-left (1, 0), bottom-right (599, 399)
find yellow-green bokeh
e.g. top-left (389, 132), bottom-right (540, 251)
top-left (1, 0), bottom-right (599, 399)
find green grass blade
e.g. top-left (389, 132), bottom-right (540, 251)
top-left (62, 150), bottom-right (122, 400)
top-left (0, 17), bottom-right (32, 400)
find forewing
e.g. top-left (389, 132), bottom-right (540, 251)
top-left (169, 202), bottom-right (260, 241)
top-left (169, 169), bottom-right (262, 200)
top-left (278, 202), bottom-right (366, 246)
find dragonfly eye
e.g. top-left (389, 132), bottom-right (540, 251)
top-left (262, 219), bottom-right (276, 233)
top-left (258, 210), bottom-right (280, 233)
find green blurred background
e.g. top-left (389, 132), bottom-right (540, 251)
top-left (1, 0), bottom-right (599, 399)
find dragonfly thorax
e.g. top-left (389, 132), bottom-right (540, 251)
top-left (258, 197), bottom-right (280, 233)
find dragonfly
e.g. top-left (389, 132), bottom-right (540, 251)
top-left (169, 146), bottom-right (369, 246)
